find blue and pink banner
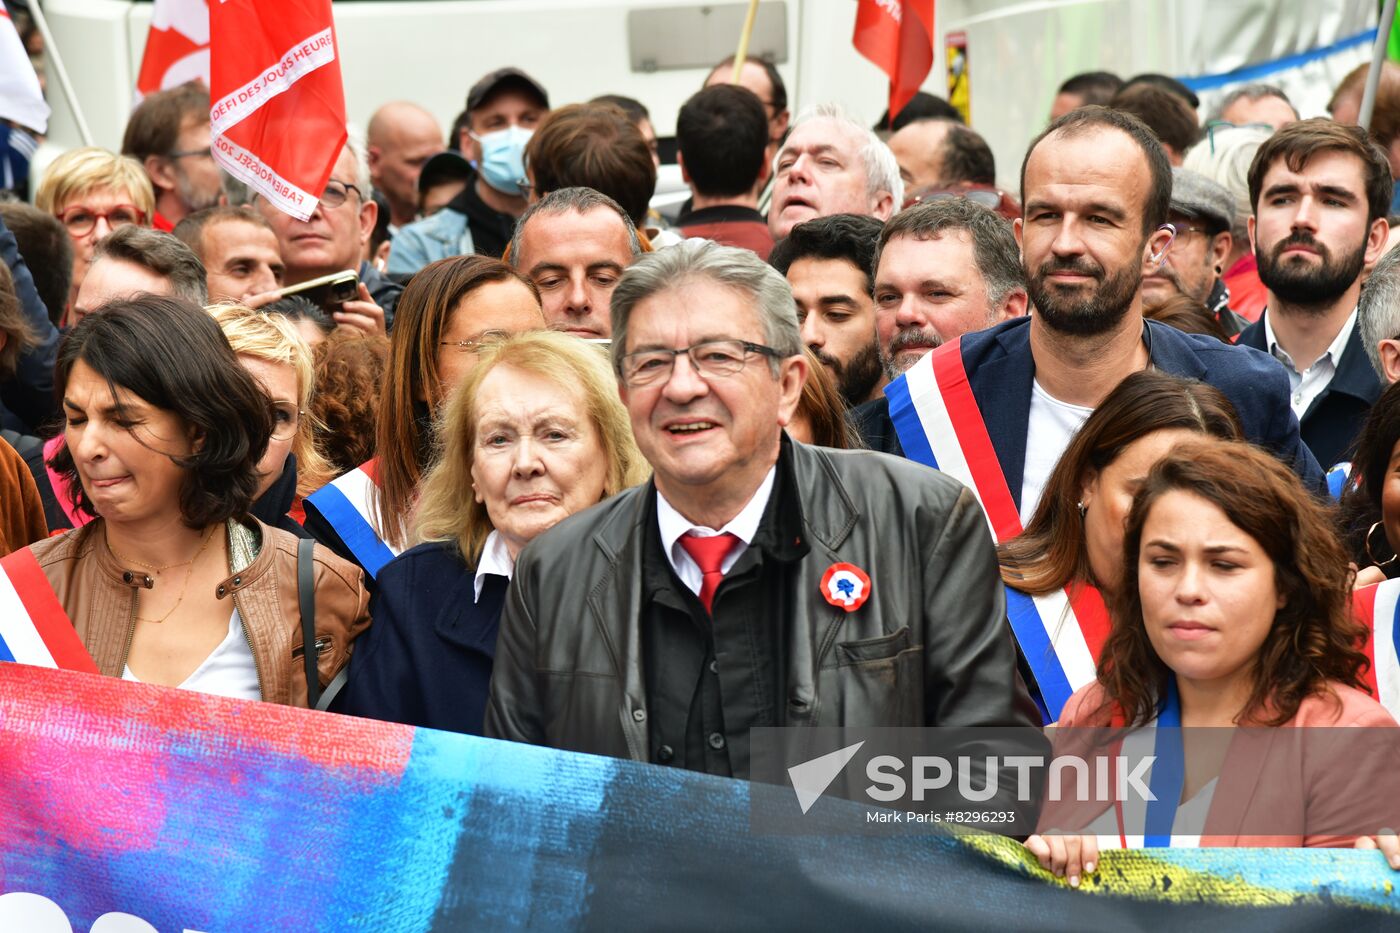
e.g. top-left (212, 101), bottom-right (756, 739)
top-left (1, 664), bottom-right (1398, 931)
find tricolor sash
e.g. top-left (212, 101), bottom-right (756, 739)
top-left (1352, 580), bottom-right (1400, 720)
top-left (1326, 461), bottom-right (1353, 501)
top-left (305, 459), bottom-right (400, 579)
top-left (0, 548), bottom-right (97, 673)
top-left (885, 341), bottom-right (1109, 723)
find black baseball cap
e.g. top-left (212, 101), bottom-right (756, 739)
top-left (466, 68), bottom-right (549, 113)
top-left (417, 151), bottom-right (473, 194)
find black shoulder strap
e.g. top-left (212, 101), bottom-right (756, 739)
top-left (297, 536), bottom-right (319, 709)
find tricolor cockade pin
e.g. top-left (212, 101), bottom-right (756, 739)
top-left (820, 563), bottom-right (871, 612)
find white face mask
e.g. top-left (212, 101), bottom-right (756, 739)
top-left (471, 126), bottom-right (534, 196)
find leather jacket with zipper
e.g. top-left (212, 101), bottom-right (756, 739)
top-left (26, 517), bottom-right (371, 706)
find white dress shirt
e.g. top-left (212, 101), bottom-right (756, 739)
top-left (656, 467), bottom-right (776, 595)
top-left (473, 529), bottom-right (515, 603)
top-left (1263, 308), bottom-right (1357, 421)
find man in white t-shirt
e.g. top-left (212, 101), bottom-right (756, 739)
top-left (853, 106), bottom-right (1322, 520)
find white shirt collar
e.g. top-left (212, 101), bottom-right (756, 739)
top-left (1263, 307), bottom-right (1357, 374)
top-left (656, 466), bottom-right (776, 557)
top-left (473, 529), bottom-right (515, 603)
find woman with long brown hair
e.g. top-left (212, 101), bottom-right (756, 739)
top-left (1027, 440), bottom-right (1400, 884)
top-left (301, 255), bottom-right (544, 581)
top-left (998, 371), bottom-right (1243, 723)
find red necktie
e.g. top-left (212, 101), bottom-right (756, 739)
top-left (678, 532), bottom-right (741, 613)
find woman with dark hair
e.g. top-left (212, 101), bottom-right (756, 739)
top-left (1027, 440), bottom-right (1400, 884)
top-left (999, 371), bottom-right (1244, 722)
top-left (15, 296), bottom-right (369, 705)
top-left (1339, 381), bottom-right (1400, 586)
top-left (301, 255), bottom-right (544, 582)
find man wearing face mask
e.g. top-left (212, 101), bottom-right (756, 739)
top-left (388, 69), bottom-right (548, 277)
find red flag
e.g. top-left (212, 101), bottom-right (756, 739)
top-left (209, 0), bottom-right (346, 221)
top-left (853, 0), bottom-right (935, 126)
top-left (134, 0), bottom-right (210, 101)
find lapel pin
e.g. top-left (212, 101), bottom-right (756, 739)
top-left (820, 563), bottom-right (871, 612)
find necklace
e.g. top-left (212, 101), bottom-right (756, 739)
top-left (108, 526), bottom-right (214, 573)
top-left (108, 527), bottom-right (218, 625)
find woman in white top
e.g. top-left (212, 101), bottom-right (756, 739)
top-left (24, 295), bottom-right (369, 705)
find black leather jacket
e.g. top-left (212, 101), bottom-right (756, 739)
top-left (485, 441), bottom-right (1039, 762)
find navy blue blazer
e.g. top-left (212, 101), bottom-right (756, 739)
top-left (336, 540), bottom-right (507, 735)
top-left (852, 317), bottom-right (1324, 504)
top-left (1235, 312), bottom-right (1381, 471)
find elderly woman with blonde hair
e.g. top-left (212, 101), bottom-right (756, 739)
top-left (34, 147), bottom-right (155, 321)
top-left (209, 304), bottom-right (333, 534)
top-left (338, 330), bottom-right (647, 733)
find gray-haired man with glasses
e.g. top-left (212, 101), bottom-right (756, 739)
top-left (486, 239), bottom-right (1038, 778)
top-left (256, 135), bottom-right (401, 331)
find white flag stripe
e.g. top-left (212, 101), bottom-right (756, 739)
top-left (904, 356), bottom-right (989, 533)
top-left (0, 1), bottom-right (50, 133)
top-left (1031, 589), bottom-right (1098, 693)
top-left (331, 466), bottom-right (403, 558)
top-left (209, 27), bottom-right (335, 136)
top-left (0, 567), bottom-right (58, 668)
top-left (1373, 580), bottom-right (1400, 719)
top-left (212, 133), bottom-right (318, 222)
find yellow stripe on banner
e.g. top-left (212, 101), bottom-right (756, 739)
top-left (956, 832), bottom-right (1398, 911)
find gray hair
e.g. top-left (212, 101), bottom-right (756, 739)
top-left (1361, 246), bottom-right (1400, 379)
top-left (1181, 123), bottom-right (1274, 243)
top-left (92, 225), bottom-right (208, 305)
top-left (508, 186), bottom-right (643, 267)
top-left (872, 197), bottom-right (1026, 312)
top-left (609, 239), bottom-right (801, 378)
top-left (344, 125), bottom-right (373, 202)
top-left (1206, 83), bottom-right (1297, 124)
top-left (784, 103), bottom-right (905, 211)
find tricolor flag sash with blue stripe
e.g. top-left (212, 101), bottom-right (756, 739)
top-left (0, 548), bottom-right (97, 673)
top-left (1326, 461), bottom-right (1352, 501)
top-left (305, 459), bottom-right (401, 579)
top-left (1352, 579), bottom-right (1400, 720)
top-left (886, 341), bottom-right (1109, 723)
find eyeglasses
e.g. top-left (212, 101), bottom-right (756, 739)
top-left (58, 204), bottom-right (146, 237)
top-left (620, 339), bottom-right (781, 387)
top-left (168, 147), bottom-right (213, 160)
top-left (1203, 120), bottom-right (1275, 155)
top-left (439, 330), bottom-right (510, 355)
top-left (318, 179), bottom-right (362, 209)
top-left (270, 403), bottom-right (303, 442)
top-left (515, 177), bottom-right (534, 196)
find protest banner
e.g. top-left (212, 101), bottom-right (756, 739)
top-left (0, 665), bottom-right (1397, 931)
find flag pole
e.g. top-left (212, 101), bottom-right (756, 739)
top-left (23, 0), bottom-right (94, 145)
top-left (1361, 0), bottom-right (1399, 132)
top-left (731, 0), bottom-right (762, 82)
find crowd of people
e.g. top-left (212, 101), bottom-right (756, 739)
top-left (7, 44), bottom-right (1400, 882)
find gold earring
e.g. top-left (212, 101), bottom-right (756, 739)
top-left (1365, 522), bottom-right (1396, 567)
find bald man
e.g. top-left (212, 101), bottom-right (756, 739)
top-left (367, 101), bottom-right (444, 229)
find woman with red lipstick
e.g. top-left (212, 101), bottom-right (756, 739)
top-left (18, 297), bottom-right (370, 706)
top-left (1027, 440), bottom-right (1400, 886)
top-left (338, 331), bottom-right (648, 734)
